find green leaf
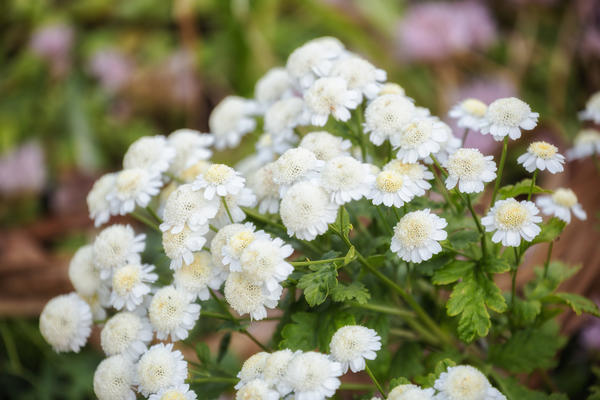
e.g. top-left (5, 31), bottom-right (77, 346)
top-left (545, 293), bottom-right (600, 317)
top-left (494, 375), bottom-right (567, 400)
top-left (526, 261), bottom-right (579, 300)
top-left (483, 257), bottom-right (511, 274)
top-left (196, 342), bottom-right (211, 365)
top-left (498, 178), bottom-right (551, 200)
top-left (344, 245), bottom-right (356, 265)
top-left (448, 230), bottom-right (480, 249)
top-left (366, 254), bottom-right (386, 268)
top-left (329, 206), bottom-right (352, 238)
top-left (216, 332), bottom-right (231, 363)
top-left (389, 377), bottom-right (412, 390)
top-left (433, 260), bottom-right (475, 285)
top-left (415, 358), bottom-right (456, 387)
top-left (417, 254), bottom-right (453, 276)
top-left (390, 342), bottom-right (424, 380)
top-left (279, 312), bottom-right (318, 351)
top-left (317, 310), bottom-right (355, 352)
top-left (297, 264), bottom-right (338, 307)
top-left (530, 218), bottom-right (566, 246)
top-left (511, 297), bottom-right (541, 326)
top-left (331, 282), bottom-right (370, 304)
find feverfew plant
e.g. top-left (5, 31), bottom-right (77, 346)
top-left (40, 38), bottom-right (599, 400)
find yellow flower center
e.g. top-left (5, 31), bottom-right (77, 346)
top-left (379, 83), bottom-right (405, 96)
top-left (528, 141), bottom-right (557, 159)
top-left (161, 391), bottom-right (186, 400)
top-left (462, 98), bottom-right (487, 117)
top-left (401, 121), bottom-right (429, 146)
top-left (204, 164), bottom-right (233, 184)
top-left (229, 231), bottom-right (255, 255)
top-left (396, 215), bottom-right (431, 247)
top-left (495, 202), bottom-right (528, 229)
top-left (117, 169), bottom-right (143, 193)
top-left (376, 170), bottom-right (404, 192)
top-left (113, 265), bottom-right (141, 295)
top-left (552, 188), bottom-right (577, 208)
top-left (180, 160), bottom-right (211, 182)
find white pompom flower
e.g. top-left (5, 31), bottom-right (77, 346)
top-left (428, 123), bottom-right (462, 166)
top-left (255, 67), bottom-right (293, 108)
top-left (482, 198), bottom-right (542, 247)
top-left (303, 76), bottom-right (361, 126)
top-left (211, 223), bottom-right (249, 276)
top-left (209, 96), bottom-right (257, 150)
top-left (367, 169), bottom-right (419, 208)
top-left (108, 168), bottom-right (162, 215)
top-left (40, 293), bottom-right (92, 353)
top-left (283, 351), bottom-right (343, 400)
top-left (391, 209), bottom-right (448, 263)
top-left (299, 131), bottom-right (352, 161)
top-left (87, 172), bottom-right (117, 227)
top-left (224, 271), bottom-right (282, 320)
top-left (280, 181), bottom-right (338, 241)
top-left (263, 349), bottom-right (297, 396)
top-left (364, 94), bottom-right (415, 146)
top-left (379, 82), bottom-right (406, 96)
top-left (123, 135), bottom-right (176, 175)
top-left (93, 355), bottom-right (136, 400)
top-left (273, 147), bottom-right (325, 195)
top-left (318, 155), bottom-right (375, 205)
top-left (221, 223), bottom-right (269, 272)
top-left (68, 244), bottom-right (102, 298)
top-left (93, 224), bottom-right (145, 280)
top-left (110, 263), bottom-right (158, 311)
top-left (536, 188), bottom-right (587, 224)
top-left (167, 129), bottom-right (214, 175)
top-left (235, 351), bottom-right (270, 389)
top-left (160, 184), bottom-right (219, 234)
top-left (255, 131), bottom-right (297, 163)
top-left (388, 384), bottom-right (435, 400)
top-left (248, 162), bottom-right (281, 214)
top-left (579, 91), bottom-right (600, 123)
top-left (383, 160), bottom-right (433, 196)
top-left (448, 98), bottom-right (488, 131)
top-left (434, 365), bottom-right (506, 400)
top-left (148, 285), bottom-right (201, 341)
top-left (239, 238), bottom-right (294, 293)
top-left (445, 148), bottom-right (497, 194)
top-left (148, 384), bottom-right (197, 400)
top-left (392, 117), bottom-right (449, 163)
top-left (329, 325), bottom-right (382, 373)
top-left (480, 97), bottom-right (539, 141)
top-left (566, 129), bottom-right (600, 161)
top-left (162, 225), bottom-right (209, 270)
top-left (137, 343), bottom-right (188, 396)
top-left (264, 97), bottom-right (307, 136)
top-left (286, 36), bottom-right (345, 88)
top-left (235, 379), bottom-right (280, 400)
top-left (517, 141), bottom-right (565, 173)
top-left (211, 188), bottom-right (256, 228)
top-left (100, 311), bottom-right (153, 360)
top-left (174, 251), bottom-right (224, 300)
top-left (192, 163), bottom-right (246, 200)
top-left (330, 55), bottom-right (387, 99)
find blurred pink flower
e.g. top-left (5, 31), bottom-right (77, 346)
top-left (0, 142), bottom-right (46, 195)
top-left (396, 1), bottom-right (496, 62)
top-left (29, 23), bottom-right (74, 76)
top-left (164, 50), bottom-right (200, 106)
top-left (89, 49), bottom-right (134, 92)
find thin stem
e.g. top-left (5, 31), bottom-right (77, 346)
top-left (350, 302), bottom-right (414, 318)
top-left (209, 224), bottom-right (218, 232)
top-left (429, 156), bottom-right (458, 213)
top-left (462, 128), bottom-right (470, 144)
top-left (165, 172), bottom-right (185, 184)
top-left (201, 311), bottom-right (233, 320)
top-left (543, 241), bottom-right (554, 278)
top-left (340, 382), bottom-right (376, 391)
top-left (240, 329), bottom-right (271, 352)
top-left (145, 206), bottom-right (162, 224)
top-left (376, 206), bottom-right (394, 236)
top-left (241, 206), bottom-right (286, 230)
top-left (291, 257), bottom-right (347, 267)
top-left (464, 194), bottom-right (487, 258)
top-left (191, 376), bottom-right (238, 384)
top-left (491, 137), bottom-right (509, 207)
top-left (441, 244), bottom-right (473, 259)
top-left (392, 206), bottom-right (401, 223)
top-left (355, 108), bottom-right (367, 161)
top-left (365, 364), bottom-right (386, 397)
top-left (389, 328), bottom-right (418, 340)
top-left (527, 169), bottom-right (538, 201)
top-left (221, 197), bottom-right (234, 223)
top-left (131, 211), bottom-right (161, 232)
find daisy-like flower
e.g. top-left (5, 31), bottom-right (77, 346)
top-left (211, 223), bottom-right (250, 276)
top-left (107, 168), bottom-right (162, 215)
top-left (387, 384), bottom-right (435, 400)
top-left (93, 224), bottom-right (145, 280)
top-left (283, 351), bottom-right (343, 400)
top-left (224, 271), bottom-right (282, 320)
top-left (174, 251), bottom-right (224, 300)
top-left (110, 263), bottom-right (158, 311)
top-left (445, 148), bottom-right (497, 194)
top-left (179, 159), bottom-right (212, 183)
top-left (264, 97), bottom-right (307, 136)
top-left (391, 209), bottom-right (448, 263)
top-left (286, 37), bottom-right (345, 88)
top-left (517, 141), bottom-right (565, 173)
top-left (379, 82), bottom-right (406, 96)
top-left (482, 198), bottom-right (542, 247)
top-left (221, 223), bottom-right (269, 272)
top-left (239, 238), bottom-right (294, 293)
top-left (93, 355), bottom-right (136, 400)
top-left (254, 67), bottom-right (293, 109)
top-left (162, 225), bottom-right (209, 270)
top-left (429, 122), bottom-right (462, 165)
top-left (87, 173), bottom-right (117, 227)
top-left (68, 244), bottom-right (101, 298)
top-left (280, 181), bottom-right (338, 241)
top-left (160, 184), bottom-right (219, 233)
top-left (480, 97), bottom-right (539, 141)
top-left (434, 365), bottom-right (506, 400)
top-left (364, 94), bottom-right (416, 146)
top-left (248, 163), bottom-right (280, 214)
top-left (318, 155), bottom-right (375, 205)
top-left (579, 91), bottom-right (600, 123)
top-left (149, 384), bottom-right (197, 400)
top-left (137, 343), bottom-right (188, 396)
top-left (367, 169), bottom-right (419, 208)
top-left (100, 312), bottom-right (153, 360)
top-left (211, 188), bottom-right (256, 227)
top-left (330, 55), bottom-right (387, 99)
top-left (273, 147), bottom-right (325, 195)
top-left (148, 285), bottom-right (201, 341)
top-left (329, 325), bottom-right (382, 373)
top-left (263, 349), bottom-right (297, 396)
top-left (40, 293), bottom-right (92, 353)
top-left (209, 96), bottom-right (257, 150)
top-left (448, 98), bottom-right (488, 131)
top-left (303, 76), bottom-right (361, 126)
top-left (123, 135), bottom-right (176, 175)
top-left (167, 129), bottom-right (214, 175)
top-left (383, 160), bottom-right (433, 196)
top-left (235, 351), bottom-right (270, 389)
top-left (566, 129), bottom-right (600, 161)
top-left (536, 188), bottom-right (587, 223)
top-left (392, 117), bottom-right (449, 163)
top-left (192, 163), bottom-right (245, 200)
top-left (255, 131), bottom-right (297, 163)
top-left (236, 379), bottom-right (280, 400)
top-left (299, 131), bottom-right (352, 161)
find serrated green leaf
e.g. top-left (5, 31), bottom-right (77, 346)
top-left (196, 342), bottom-right (211, 365)
top-left (415, 358), bottom-right (456, 387)
top-left (418, 254), bottom-right (453, 276)
top-left (545, 292), bottom-right (600, 317)
top-left (389, 377), bottom-right (412, 390)
top-left (317, 310), bottom-right (355, 352)
top-left (331, 282), bottom-right (370, 304)
top-left (529, 218), bottom-right (566, 247)
top-left (498, 178), bottom-right (551, 200)
top-left (329, 206), bottom-right (351, 238)
top-left (390, 342), bottom-right (424, 380)
top-left (511, 297), bottom-right (541, 326)
top-left (483, 257), bottom-right (511, 274)
top-left (279, 312), bottom-right (318, 351)
top-left (344, 245), bottom-right (356, 265)
top-left (433, 260), bottom-right (475, 285)
top-left (527, 261), bottom-right (580, 300)
top-left (297, 264), bottom-right (338, 307)
top-left (448, 230), bottom-right (480, 249)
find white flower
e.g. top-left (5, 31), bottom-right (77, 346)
top-left (566, 129), bottom-right (600, 160)
top-left (162, 226), bottom-right (209, 270)
top-left (167, 129), bottom-right (214, 175)
top-left (329, 325), bottom-right (381, 373)
top-left (93, 224), bottom-right (145, 280)
top-left (192, 163), bottom-right (246, 200)
top-left (367, 169), bottom-right (419, 208)
top-left (160, 184), bottom-right (219, 234)
top-left (211, 223), bottom-right (250, 276)
top-left (448, 98), bottom-right (488, 131)
top-left (123, 135), bottom-right (176, 175)
top-left (239, 238), bottom-right (294, 293)
top-left (221, 223), bottom-right (269, 272)
top-left (248, 163), bottom-right (281, 214)
top-left (68, 244), bottom-right (101, 297)
top-left (179, 159), bottom-right (212, 183)
top-left (263, 349), bottom-right (297, 396)
top-left (93, 355), bottom-right (136, 400)
top-left (392, 117), bottom-right (449, 163)
top-left (255, 67), bottom-right (294, 108)
top-left (110, 263), bottom-right (158, 311)
top-left (211, 188), bottom-right (256, 227)
top-left (235, 351), bottom-right (270, 389)
top-left (434, 365), bottom-right (506, 400)
top-left (209, 96), bottom-right (257, 150)
top-left (137, 343), bottom-right (188, 396)
top-left (40, 293), bottom-right (92, 353)
top-left (388, 384), bottom-right (435, 400)
top-left (255, 131), bottom-right (297, 163)
top-left (100, 311), bottom-right (153, 360)
top-left (330, 56), bottom-right (387, 99)
top-left (318, 155), bottom-right (375, 205)
top-left (303, 77), bottom-right (361, 126)
top-left (273, 147), bottom-right (325, 195)
top-left (383, 160), bottom-right (433, 196)
top-left (107, 168), bottom-right (162, 215)
top-left (536, 188), bottom-right (587, 224)
top-left (148, 286), bottom-right (200, 341)
top-left (429, 123), bottom-right (461, 165)
top-left (286, 37), bottom-right (345, 88)
top-left (299, 131), bottom-right (352, 161)
top-left (264, 97), bottom-right (307, 136)
top-left (87, 173), bottom-right (117, 227)
top-left (81, 291), bottom-right (109, 321)
top-left (391, 209), bottom-right (448, 263)
top-left (283, 351), bottom-right (343, 400)
top-left (236, 379), bottom-right (280, 400)
top-left (517, 141), bottom-right (565, 173)
top-left (364, 94), bottom-right (416, 146)
top-left (280, 181), bottom-right (338, 241)
top-left (224, 271), bottom-right (281, 320)
top-left (174, 251), bottom-right (224, 300)
top-left (149, 384), bottom-right (197, 400)
top-left (579, 91), bottom-right (600, 123)
top-left (445, 148), bottom-right (497, 194)
top-left (480, 97), bottom-right (539, 141)
top-left (482, 198), bottom-right (542, 247)
top-left (379, 82), bottom-right (406, 96)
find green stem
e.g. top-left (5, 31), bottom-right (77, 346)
top-left (365, 364), bottom-right (386, 397)
top-left (429, 156), bottom-right (459, 213)
top-left (464, 194), bottom-right (487, 258)
top-left (389, 328), bottom-right (418, 340)
top-left (131, 211), bottom-right (161, 232)
top-left (392, 206), bottom-right (401, 222)
top-left (191, 376), bottom-right (239, 384)
top-left (145, 206), bottom-right (162, 224)
top-left (491, 137), bottom-right (509, 207)
top-left (240, 329), bottom-right (271, 352)
top-left (242, 206), bottom-right (286, 230)
top-left (165, 172), bottom-right (185, 184)
top-left (441, 244), bottom-right (473, 259)
top-left (201, 311), bottom-right (233, 320)
top-left (221, 197), bottom-right (234, 223)
top-left (340, 382), bottom-right (376, 391)
top-left (291, 257), bottom-right (346, 267)
top-left (543, 241), bottom-right (554, 278)
top-left (462, 128), bottom-right (470, 144)
top-left (349, 302), bottom-right (414, 318)
top-left (376, 206), bottom-right (394, 236)
top-left (527, 169), bottom-right (538, 201)
top-left (209, 224), bottom-right (218, 232)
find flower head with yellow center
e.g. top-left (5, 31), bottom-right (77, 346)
top-left (304, 76), bottom-right (362, 126)
top-left (110, 263), bottom-right (157, 311)
top-left (579, 91), bottom-right (600, 124)
top-left (449, 98), bottom-right (488, 131)
top-left (445, 148), bottom-right (497, 194)
top-left (367, 169), bottom-right (420, 207)
top-left (482, 198), bottom-right (542, 247)
top-left (391, 209), bottom-right (448, 263)
top-left (329, 325), bottom-right (382, 373)
top-left (148, 286), bottom-right (200, 341)
top-left (536, 187), bottom-right (587, 224)
top-left (517, 141), bottom-right (564, 173)
top-left (137, 343), bottom-right (188, 396)
top-left (192, 163), bottom-right (246, 200)
top-left (480, 97), bottom-right (538, 141)
top-left (434, 365), bottom-right (506, 400)
top-left (363, 94), bottom-right (416, 146)
top-left (108, 167), bottom-right (163, 215)
top-left (148, 384), bottom-right (197, 400)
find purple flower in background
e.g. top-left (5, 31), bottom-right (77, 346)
top-left (89, 49), bottom-right (134, 92)
top-left (396, 1), bottom-right (496, 62)
top-left (29, 23), bottom-right (74, 76)
top-left (0, 142), bottom-right (46, 195)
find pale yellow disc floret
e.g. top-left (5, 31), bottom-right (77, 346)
top-left (401, 120), bottom-right (431, 146)
top-left (376, 170), bottom-right (404, 193)
top-left (528, 141), bottom-right (557, 159)
top-left (487, 97), bottom-right (530, 126)
top-left (204, 164), bottom-right (234, 184)
top-left (180, 160), bottom-right (211, 182)
top-left (394, 213), bottom-right (434, 248)
top-left (116, 169), bottom-right (145, 195)
top-left (445, 367), bottom-right (488, 400)
top-left (462, 98), bottom-right (487, 117)
top-left (112, 264), bottom-right (141, 297)
top-left (228, 230), bottom-right (256, 258)
top-left (447, 149), bottom-right (485, 180)
top-left (161, 391), bottom-right (186, 400)
top-left (495, 202), bottom-right (528, 229)
top-left (552, 188), bottom-right (577, 208)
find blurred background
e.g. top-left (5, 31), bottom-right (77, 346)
top-left (1, 0), bottom-right (600, 398)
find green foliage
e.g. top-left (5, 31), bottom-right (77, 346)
top-left (389, 342), bottom-right (425, 380)
top-left (297, 264), bottom-right (338, 307)
top-left (414, 359), bottom-right (456, 387)
top-left (494, 375), bottom-right (568, 400)
top-left (331, 282), bottom-right (371, 304)
top-left (498, 178), bottom-right (551, 199)
top-left (529, 218), bottom-right (567, 247)
top-left (545, 293), bottom-right (600, 317)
